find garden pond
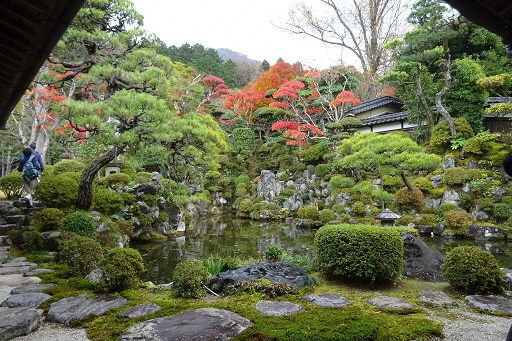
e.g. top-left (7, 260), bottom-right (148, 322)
top-left (133, 215), bottom-right (512, 284)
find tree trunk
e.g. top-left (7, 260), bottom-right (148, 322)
top-left (76, 144), bottom-right (126, 210)
top-left (400, 170), bottom-right (414, 191)
top-left (435, 43), bottom-right (457, 136)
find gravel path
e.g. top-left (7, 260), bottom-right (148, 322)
top-left (11, 321), bottom-right (90, 341)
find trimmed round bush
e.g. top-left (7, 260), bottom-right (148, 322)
top-left (441, 246), bottom-right (504, 294)
top-left (329, 175), bottom-right (355, 189)
top-left (442, 210), bottom-right (471, 231)
top-left (34, 172), bottom-right (79, 209)
top-left (304, 205), bottom-right (320, 220)
top-left (443, 167), bottom-right (481, 186)
top-left (394, 187), bottom-right (425, 212)
top-left (351, 201), bottom-right (366, 216)
top-left (430, 117), bottom-right (474, 153)
top-left (319, 209), bottom-right (334, 223)
top-left (315, 224), bottom-right (404, 285)
top-left (0, 173), bottom-right (23, 199)
top-left (92, 188), bottom-right (124, 215)
top-left (33, 208), bottom-right (65, 232)
top-left (315, 164), bottom-right (330, 178)
top-left (172, 259), bottom-right (210, 298)
top-left (60, 211), bottom-right (96, 236)
top-left (99, 172), bottom-right (131, 189)
top-left (58, 234), bottom-right (104, 276)
top-left (51, 159), bottom-right (87, 175)
top-left (493, 203), bottom-right (511, 222)
top-left (99, 247), bottom-right (145, 292)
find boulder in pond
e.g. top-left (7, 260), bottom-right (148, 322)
top-left (210, 262), bottom-right (310, 293)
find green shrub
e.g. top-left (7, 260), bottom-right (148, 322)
top-left (315, 224), bottom-right (404, 284)
top-left (351, 201), bottom-right (366, 216)
top-left (469, 178), bottom-right (496, 198)
top-left (265, 245), bottom-right (283, 261)
top-left (172, 259), bottom-right (210, 298)
top-left (436, 203), bottom-right (459, 215)
top-left (33, 208), bottom-right (65, 232)
top-left (441, 246), bottom-right (504, 294)
top-left (133, 172), bottom-right (151, 184)
top-left (296, 207), bottom-right (306, 219)
top-left (462, 131), bottom-right (499, 155)
top-left (232, 128), bottom-right (256, 152)
top-left (493, 203), bottom-right (511, 222)
top-left (60, 211), bottom-right (96, 236)
top-left (315, 164), bottom-right (330, 178)
top-left (34, 173), bottom-right (79, 209)
top-left (303, 205), bottom-right (319, 220)
top-left (382, 175), bottom-right (403, 193)
top-left (91, 188), bottom-right (124, 215)
top-left (119, 192), bottom-right (136, 206)
top-left (99, 247), bottom-right (145, 292)
top-left (51, 159), bottom-right (86, 175)
top-left (329, 175), bottom-right (355, 189)
top-left (430, 117), bottom-right (474, 153)
top-left (476, 197), bottom-right (495, 212)
top-left (411, 177), bottom-right (432, 191)
top-left (443, 167), bottom-right (482, 186)
top-left (21, 231), bottom-right (44, 253)
top-left (394, 187), bottom-right (425, 212)
top-left (319, 209), bottom-right (334, 223)
top-left (502, 196), bottom-right (512, 208)
top-left (100, 172), bottom-right (131, 189)
top-left (202, 256), bottom-right (240, 276)
top-left (0, 173), bottom-right (23, 199)
top-left (442, 210), bottom-right (472, 231)
top-left (58, 234), bottom-right (104, 276)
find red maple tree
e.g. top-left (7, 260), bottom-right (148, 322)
top-left (271, 120), bottom-right (323, 147)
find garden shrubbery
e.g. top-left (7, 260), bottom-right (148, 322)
top-left (394, 187), bottom-right (425, 212)
top-left (0, 173), bottom-right (23, 199)
top-left (315, 224), bottom-right (404, 285)
top-left (91, 188), bottom-right (124, 215)
top-left (60, 211), bottom-right (96, 236)
top-left (58, 234), bottom-right (104, 276)
top-left (99, 248), bottom-right (144, 292)
top-left (172, 259), bottom-right (210, 298)
top-left (34, 172), bottom-right (79, 209)
top-left (33, 208), bottom-right (65, 232)
top-left (441, 245), bottom-right (504, 294)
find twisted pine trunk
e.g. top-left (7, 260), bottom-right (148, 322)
top-left (76, 144), bottom-right (126, 210)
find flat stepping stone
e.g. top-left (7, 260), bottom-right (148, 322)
top-left (0, 274), bottom-right (41, 287)
top-left (119, 307), bottom-right (252, 341)
top-left (418, 291), bottom-right (457, 307)
top-left (47, 294), bottom-right (128, 324)
top-left (0, 262), bottom-right (38, 275)
top-left (11, 283), bottom-right (56, 294)
top-left (465, 295), bottom-right (512, 314)
top-left (117, 302), bottom-right (161, 319)
top-left (303, 293), bottom-right (350, 307)
top-left (0, 307), bottom-right (40, 341)
top-left (367, 296), bottom-right (414, 310)
top-left (24, 268), bottom-right (54, 276)
top-left (255, 301), bottom-right (303, 316)
top-left (1, 292), bottom-right (51, 308)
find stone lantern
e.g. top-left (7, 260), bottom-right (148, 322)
top-left (375, 208), bottom-right (401, 227)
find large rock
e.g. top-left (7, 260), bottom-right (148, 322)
top-left (10, 283), bottom-right (56, 294)
top-left (401, 232), bottom-right (444, 282)
top-left (119, 308), bottom-right (251, 341)
top-left (257, 170), bottom-right (278, 202)
top-left (465, 295), bottom-right (512, 314)
top-left (47, 294), bottom-right (128, 324)
top-left (467, 224), bottom-right (508, 240)
top-left (210, 262), bottom-right (310, 293)
top-left (418, 291), bottom-right (458, 307)
top-left (0, 307), bottom-right (40, 341)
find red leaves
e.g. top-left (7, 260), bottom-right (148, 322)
top-left (271, 120), bottom-right (323, 147)
top-left (329, 91), bottom-right (362, 107)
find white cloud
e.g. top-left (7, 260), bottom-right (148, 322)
top-left (131, 0), bottom-right (350, 69)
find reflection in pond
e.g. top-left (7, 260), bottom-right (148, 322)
top-left (133, 215), bottom-right (317, 284)
top-left (423, 236), bottom-right (512, 269)
top-left (133, 216), bottom-right (512, 284)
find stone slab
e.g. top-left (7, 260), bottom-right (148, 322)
top-left (303, 293), bottom-right (350, 307)
top-left (0, 307), bottom-right (40, 341)
top-left (465, 295), bottom-right (512, 314)
top-left (367, 296), bottom-right (414, 310)
top-left (48, 294), bottom-right (128, 324)
top-left (119, 308), bottom-right (252, 341)
top-left (117, 302), bottom-right (161, 319)
top-left (255, 301), bottom-right (303, 316)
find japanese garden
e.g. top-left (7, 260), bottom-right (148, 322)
top-left (1, 0), bottom-right (512, 340)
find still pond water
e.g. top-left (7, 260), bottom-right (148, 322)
top-left (133, 215), bottom-right (512, 284)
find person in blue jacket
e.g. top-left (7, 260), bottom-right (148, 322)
top-left (17, 147), bottom-right (39, 203)
top-left (29, 142), bottom-right (44, 174)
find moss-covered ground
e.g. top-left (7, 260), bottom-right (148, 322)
top-left (28, 250), bottom-right (448, 341)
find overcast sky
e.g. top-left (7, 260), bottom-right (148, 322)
top-left (131, 0), bottom-right (350, 70)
